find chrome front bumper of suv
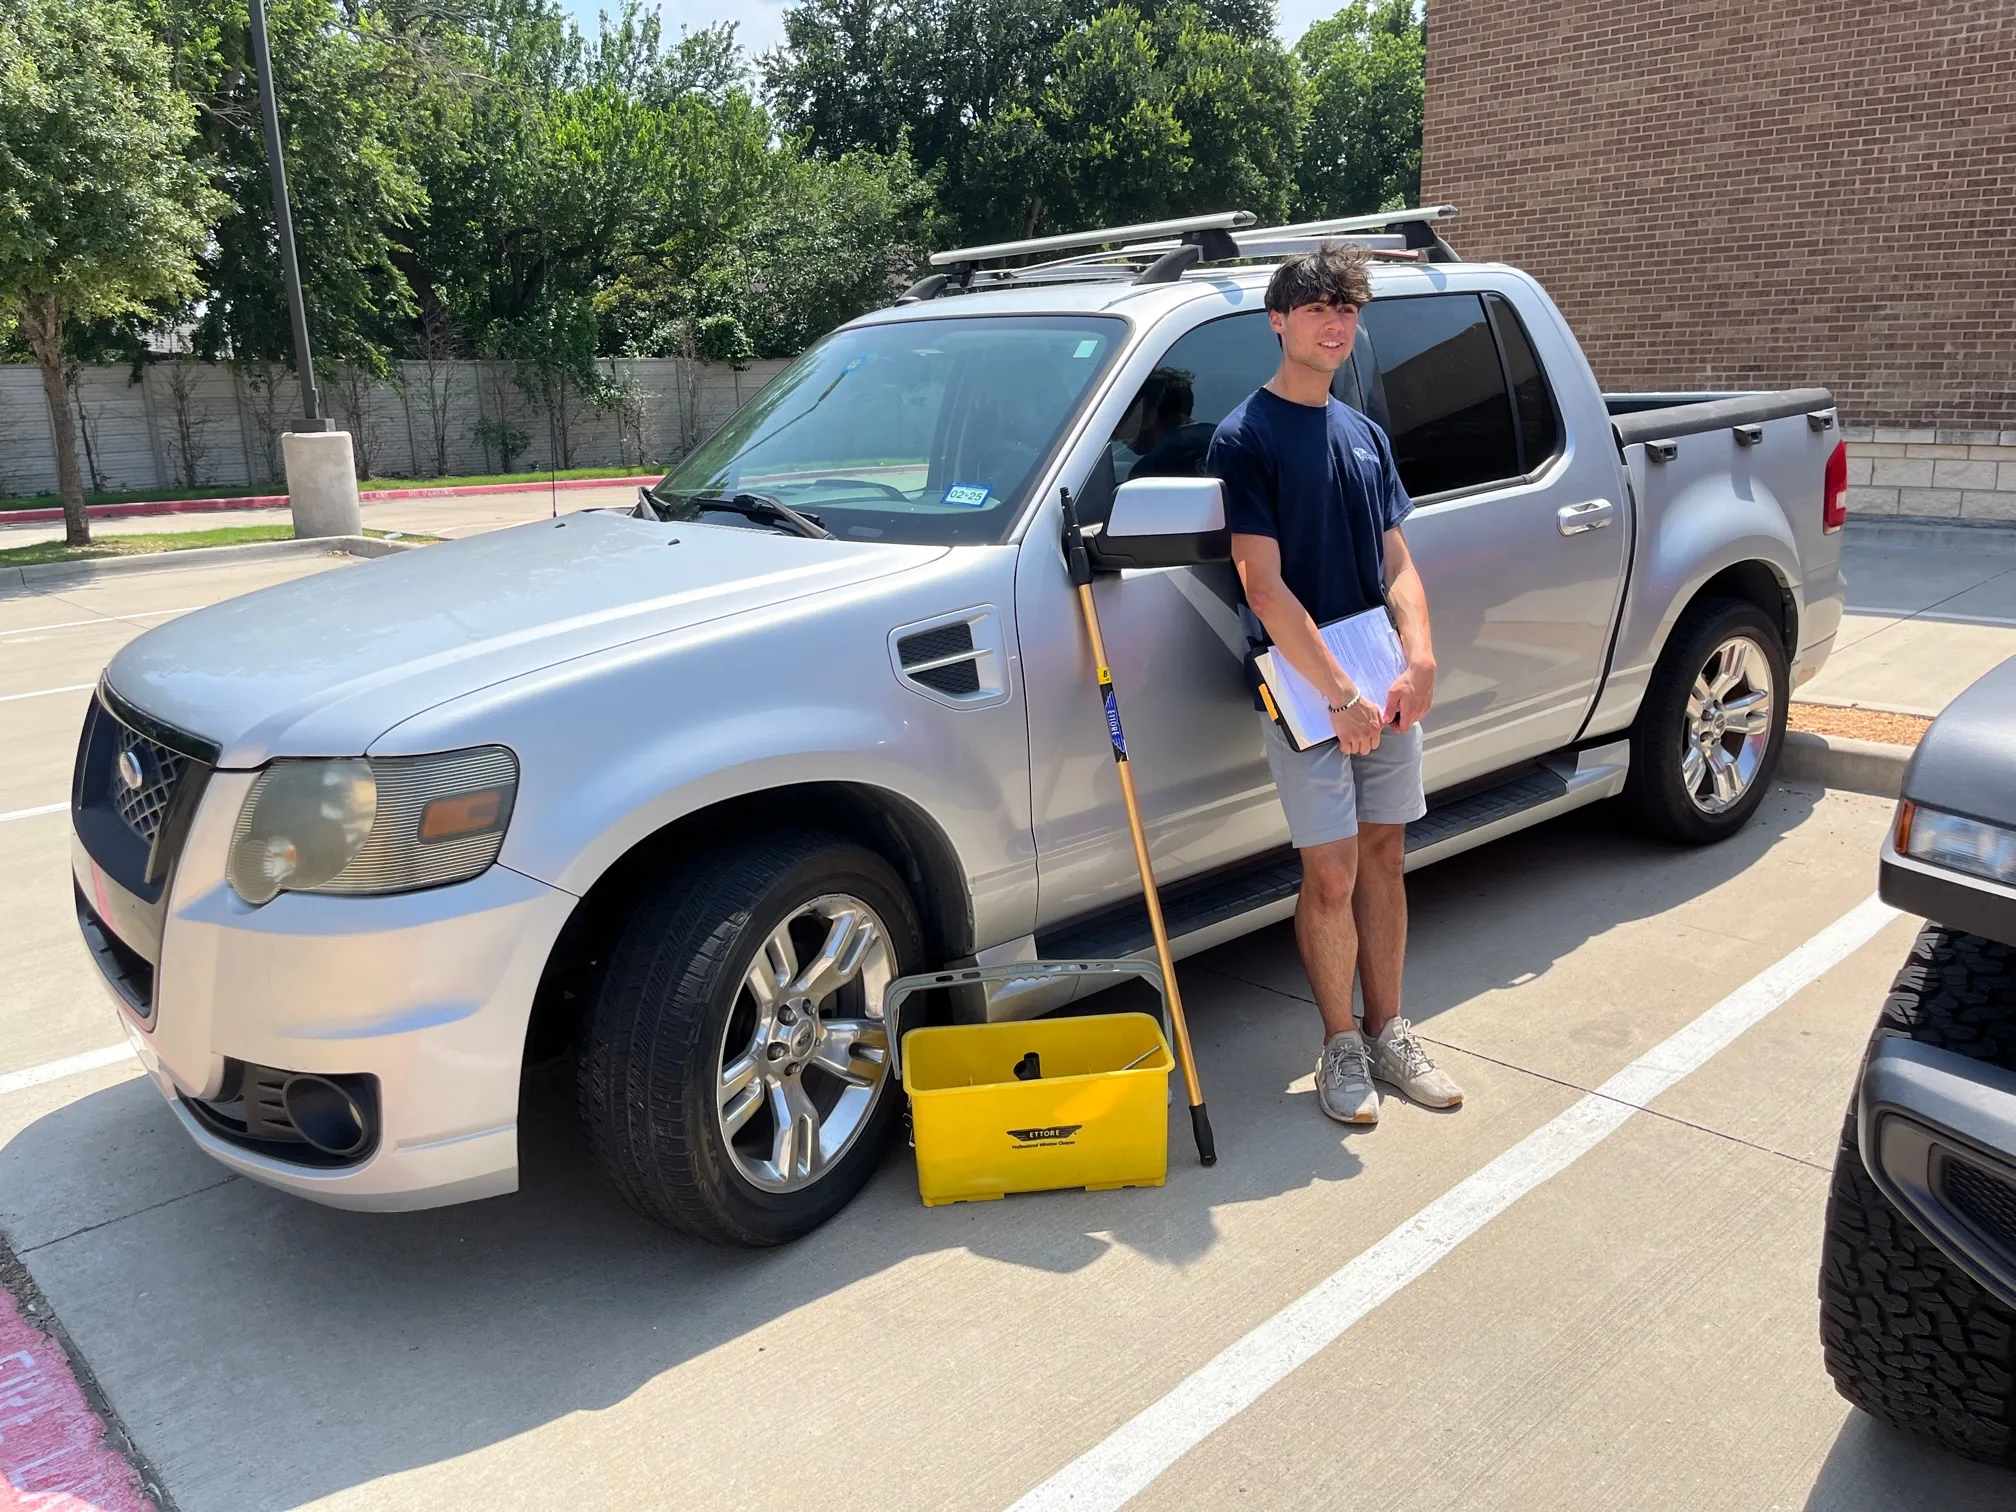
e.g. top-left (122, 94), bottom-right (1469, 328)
top-left (72, 689), bottom-right (576, 1211)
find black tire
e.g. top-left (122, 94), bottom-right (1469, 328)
top-left (578, 832), bottom-right (923, 1246)
top-left (1818, 923), bottom-right (2016, 1467)
top-left (1623, 596), bottom-right (1789, 844)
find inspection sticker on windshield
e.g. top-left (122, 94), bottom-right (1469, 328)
top-left (942, 483), bottom-right (992, 508)
top-left (1072, 339), bottom-right (1100, 359)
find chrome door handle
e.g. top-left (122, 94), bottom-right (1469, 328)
top-left (1557, 499), bottom-right (1614, 536)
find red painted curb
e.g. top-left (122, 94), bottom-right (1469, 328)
top-left (1, 474), bottom-right (659, 526)
top-left (0, 1287), bottom-right (155, 1510)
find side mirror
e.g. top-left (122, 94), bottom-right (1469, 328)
top-left (1086, 476), bottom-right (1229, 571)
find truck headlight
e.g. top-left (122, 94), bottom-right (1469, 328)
top-left (1898, 802), bottom-right (2016, 889)
top-left (228, 747), bottom-right (518, 905)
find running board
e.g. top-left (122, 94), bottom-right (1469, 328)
top-left (995, 739), bottom-right (1630, 1020)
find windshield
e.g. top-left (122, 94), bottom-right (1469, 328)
top-left (656, 315), bottom-right (1128, 544)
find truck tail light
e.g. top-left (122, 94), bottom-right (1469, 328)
top-left (1822, 439), bottom-right (1848, 534)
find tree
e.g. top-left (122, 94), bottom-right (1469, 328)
top-left (764, 0), bottom-right (1299, 242)
top-left (1292, 0), bottom-right (1423, 219)
top-left (164, 0), bottom-right (435, 376)
top-left (0, 0), bottom-right (219, 544)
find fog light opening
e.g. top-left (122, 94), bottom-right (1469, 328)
top-left (281, 1075), bottom-right (371, 1157)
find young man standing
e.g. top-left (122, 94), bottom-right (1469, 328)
top-left (1207, 242), bottom-right (1464, 1125)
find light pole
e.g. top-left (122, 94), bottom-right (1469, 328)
top-left (246, 0), bottom-right (360, 536)
top-left (246, 0), bottom-right (324, 429)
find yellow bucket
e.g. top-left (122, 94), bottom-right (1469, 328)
top-left (900, 1012), bottom-right (1173, 1207)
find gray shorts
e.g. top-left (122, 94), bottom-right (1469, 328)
top-left (1260, 715), bottom-right (1427, 849)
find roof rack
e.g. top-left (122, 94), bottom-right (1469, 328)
top-left (896, 204), bottom-right (1459, 303)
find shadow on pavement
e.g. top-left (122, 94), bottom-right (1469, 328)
top-left (1805, 1408), bottom-right (2015, 1509)
top-left (0, 781), bottom-right (1848, 1508)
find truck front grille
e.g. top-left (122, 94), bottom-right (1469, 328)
top-left (110, 725), bottom-right (190, 844)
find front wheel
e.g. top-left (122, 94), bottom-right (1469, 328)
top-left (1623, 597), bottom-right (1788, 844)
top-left (578, 833), bottom-right (922, 1246)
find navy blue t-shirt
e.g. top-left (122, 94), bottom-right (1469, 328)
top-left (1207, 388), bottom-right (1414, 707)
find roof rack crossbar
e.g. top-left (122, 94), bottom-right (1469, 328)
top-left (929, 211), bottom-right (1257, 268)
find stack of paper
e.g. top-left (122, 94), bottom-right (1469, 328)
top-left (1254, 607), bottom-right (1408, 750)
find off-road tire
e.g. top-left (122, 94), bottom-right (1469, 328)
top-left (1818, 923), bottom-right (2016, 1466)
top-left (1623, 596), bottom-right (1789, 844)
top-left (578, 832), bottom-right (922, 1246)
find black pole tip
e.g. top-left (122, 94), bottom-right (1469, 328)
top-left (1190, 1103), bottom-right (1217, 1166)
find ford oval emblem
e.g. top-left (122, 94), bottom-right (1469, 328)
top-left (117, 750), bottom-right (146, 792)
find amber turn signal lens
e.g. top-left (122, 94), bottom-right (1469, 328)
top-left (419, 789), bottom-right (505, 841)
top-left (1892, 800), bottom-right (1915, 854)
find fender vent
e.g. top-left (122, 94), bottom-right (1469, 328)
top-left (891, 611), bottom-right (1008, 708)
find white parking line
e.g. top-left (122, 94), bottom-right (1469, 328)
top-left (0, 802), bottom-right (68, 824)
top-left (0, 682), bottom-right (94, 703)
top-left (1008, 894), bottom-right (1900, 1512)
top-left (0, 606), bottom-right (199, 639)
top-left (0, 1043), bottom-right (136, 1097)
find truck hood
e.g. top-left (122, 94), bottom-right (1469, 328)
top-left (106, 511), bottom-right (945, 766)
top-left (1903, 654), bottom-right (2016, 831)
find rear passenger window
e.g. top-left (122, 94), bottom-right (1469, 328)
top-left (1356, 294), bottom-right (1520, 497)
top-left (1486, 292), bottom-right (1562, 473)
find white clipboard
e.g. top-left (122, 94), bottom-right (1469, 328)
top-left (1254, 607), bottom-right (1407, 752)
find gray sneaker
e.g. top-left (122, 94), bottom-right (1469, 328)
top-left (1317, 1029), bottom-right (1380, 1124)
top-left (1370, 1018), bottom-right (1464, 1108)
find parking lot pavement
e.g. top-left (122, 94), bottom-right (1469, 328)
top-left (0, 484), bottom-right (639, 549)
top-left (3, 551), bottom-right (2012, 1510)
top-left (1802, 524), bottom-right (2016, 714)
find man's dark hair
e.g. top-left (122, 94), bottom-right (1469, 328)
top-left (1140, 367), bottom-right (1194, 423)
top-left (1264, 240), bottom-right (1373, 315)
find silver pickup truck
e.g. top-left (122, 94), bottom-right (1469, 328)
top-left (70, 207), bottom-right (1848, 1245)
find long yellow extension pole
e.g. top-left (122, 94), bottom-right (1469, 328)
top-left (1062, 490), bottom-right (1216, 1165)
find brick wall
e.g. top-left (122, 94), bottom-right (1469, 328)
top-left (1420, 0), bottom-right (2016, 519)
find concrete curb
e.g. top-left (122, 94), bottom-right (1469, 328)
top-left (2, 535), bottom-right (412, 591)
top-left (1847, 516), bottom-right (2016, 553)
top-left (1781, 730), bottom-right (1911, 800)
top-left (0, 474), bottom-right (657, 526)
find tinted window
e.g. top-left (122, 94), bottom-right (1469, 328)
top-left (1486, 292), bottom-right (1562, 473)
top-left (1357, 294), bottom-right (1520, 498)
top-left (659, 315), bottom-right (1125, 544)
top-left (1079, 311), bottom-right (1288, 525)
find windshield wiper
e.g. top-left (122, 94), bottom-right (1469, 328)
top-left (685, 492), bottom-right (834, 540)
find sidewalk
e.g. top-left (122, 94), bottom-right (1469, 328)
top-left (1802, 521), bottom-right (2016, 716)
top-left (0, 483), bottom-right (643, 549)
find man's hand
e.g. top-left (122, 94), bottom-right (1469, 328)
top-left (1330, 693), bottom-right (1385, 754)
top-left (1384, 655), bottom-right (1436, 733)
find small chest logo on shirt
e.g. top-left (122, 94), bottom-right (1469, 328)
top-left (1351, 446), bottom-right (1376, 463)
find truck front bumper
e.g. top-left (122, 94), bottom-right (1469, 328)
top-left (1858, 1034), bottom-right (2016, 1311)
top-left (79, 770), bottom-right (577, 1212)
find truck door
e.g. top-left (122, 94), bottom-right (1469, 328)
top-left (1017, 310), bottom-right (1288, 932)
top-left (1353, 291), bottom-right (1628, 789)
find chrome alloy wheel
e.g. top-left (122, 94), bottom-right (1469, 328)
top-left (1681, 635), bottom-right (1775, 815)
top-left (715, 894), bottom-right (894, 1192)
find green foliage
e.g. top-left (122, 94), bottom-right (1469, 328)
top-left (0, 0), bottom-right (220, 321)
top-left (1293, 0), bottom-right (1423, 217)
top-left (766, 0), bottom-right (1304, 241)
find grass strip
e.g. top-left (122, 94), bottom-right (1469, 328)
top-left (0, 465), bottom-right (657, 513)
top-left (0, 526), bottom-right (433, 568)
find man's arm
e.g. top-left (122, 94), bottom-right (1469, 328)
top-left (1382, 526), bottom-right (1435, 732)
top-left (1231, 531), bottom-right (1386, 754)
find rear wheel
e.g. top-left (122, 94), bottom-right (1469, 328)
top-left (578, 832), bottom-right (921, 1246)
top-left (1624, 597), bottom-right (1788, 843)
top-left (1819, 924), bottom-right (2016, 1467)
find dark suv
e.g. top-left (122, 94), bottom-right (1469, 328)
top-left (1821, 654), bottom-right (2016, 1466)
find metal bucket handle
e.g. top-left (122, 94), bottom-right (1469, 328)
top-left (880, 959), bottom-right (1166, 1078)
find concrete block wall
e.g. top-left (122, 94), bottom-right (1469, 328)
top-left (1842, 428), bottom-right (2016, 524)
top-left (0, 357), bottom-right (789, 498)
